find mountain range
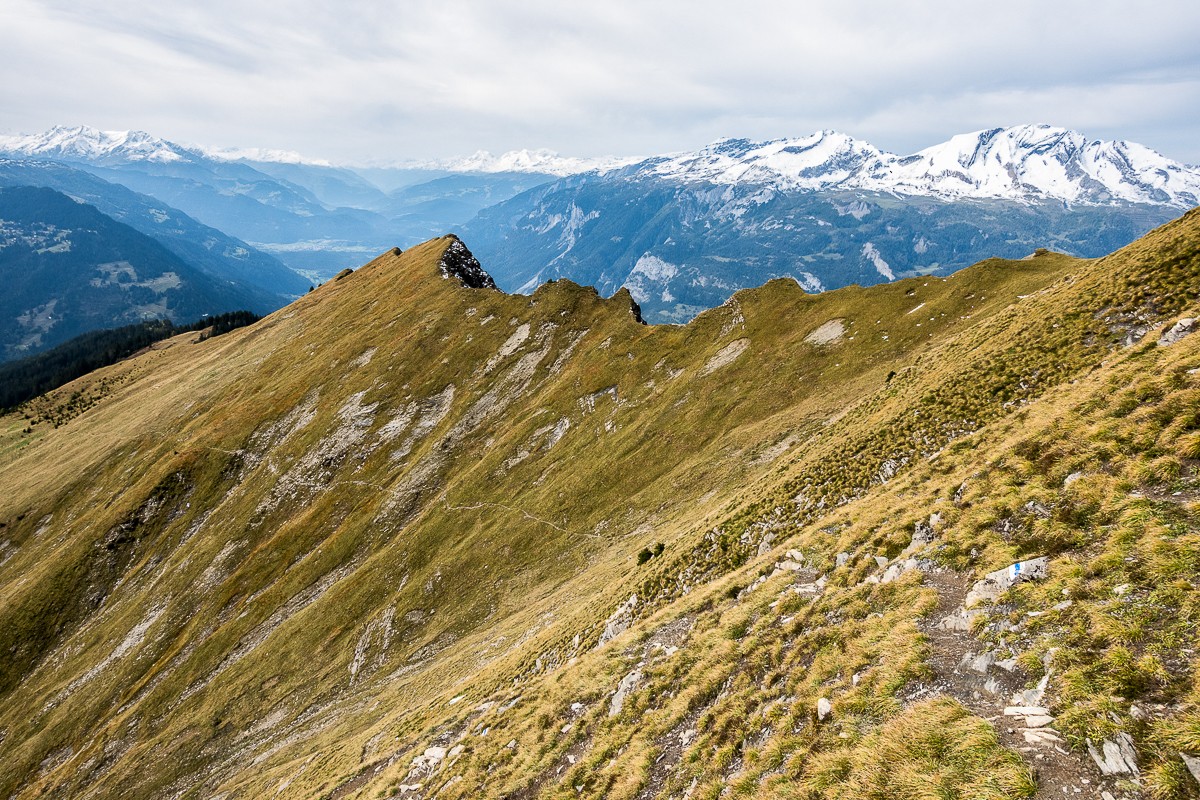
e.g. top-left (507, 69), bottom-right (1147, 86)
top-left (0, 126), bottom-right (560, 279)
top-left (2, 209), bottom-right (1199, 798)
top-left (459, 124), bottom-right (1199, 321)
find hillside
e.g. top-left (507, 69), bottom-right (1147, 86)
top-left (1, 211), bottom-right (1199, 799)
top-left (0, 159), bottom-right (310, 300)
top-left (0, 186), bottom-right (272, 360)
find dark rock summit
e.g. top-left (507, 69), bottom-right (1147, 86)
top-left (438, 235), bottom-right (497, 290)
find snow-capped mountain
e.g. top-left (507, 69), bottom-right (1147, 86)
top-left (640, 131), bottom-right (889, 190)
top-left (881, 125), bottom-right (1200, 207)
top-left (0, 124), bottom-right (338, 167)
top-left (459, 124), bottom-right (1195, 323)
top-left (421, 148), bottom-right (640, 177)
top-left (0, 125), bottom-right (194, 165)
top-left (633, 124), bottom-right (1200, 208)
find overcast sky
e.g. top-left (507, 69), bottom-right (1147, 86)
top-left (2, 0), bottom-right (1198, 164)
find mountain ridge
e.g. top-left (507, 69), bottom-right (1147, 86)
top-left (2, 212), bottom-right (1200, 798)
top-left (7, 123), bottom-right (1198, 207)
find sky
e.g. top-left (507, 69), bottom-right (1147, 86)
top-left (2, 0), bottom-right (1199, 165)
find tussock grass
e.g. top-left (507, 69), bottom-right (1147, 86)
top-left (0, 211), bottom-right (1199, 798)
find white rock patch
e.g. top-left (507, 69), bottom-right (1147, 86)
top-left (804, 319), bottom-right (846, 346)
top-left (701, 338), bottom-right (749, 375)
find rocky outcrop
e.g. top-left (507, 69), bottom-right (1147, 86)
top-left (438, 236), bottom-right (497, 290)
top-left (1087, 732), bottom-right (1139, 776)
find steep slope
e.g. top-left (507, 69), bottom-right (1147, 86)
top-left (0, 159), bottom-right (309, 300)
top-left (0, 186), bottom-right (271, 360)
top-left (1, 213), bottom-right (1199, 800)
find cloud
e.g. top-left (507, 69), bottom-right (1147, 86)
top-left (2, 0), bottom-right (1198, 163)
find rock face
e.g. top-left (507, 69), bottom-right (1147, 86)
top-left (964, 557), bottom-right (1049, 608)
top-left (597, 594), bottom-right (639, 648)
top-left (438, 236), bottom-right (497, 290)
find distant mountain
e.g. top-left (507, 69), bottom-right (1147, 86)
top-left (637, 125), bottom-right (1200, 207)
top-left (0, 127), bottom-right (561, 279)
top-left (0, 158), bottom-right (309, 299)
top-left (413, 148), bottom-right (640, 177)
top-left (0, 186), bottom-right (274, 360)
top-left (459, 125), bottom-right (1199, 322)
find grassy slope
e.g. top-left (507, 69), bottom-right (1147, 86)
top-left (0, 211), bottom-right (1197, 799)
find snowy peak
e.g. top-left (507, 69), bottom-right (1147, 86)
top-left (0, 125), bottom-right (192, 164)
top-left (628, 124), bottom-right (1200, 208)
top-left (0, 125), bottom-right (334, 168)
top-left (424, 149), bottom-right (640, 177)
top-left (645, 130), bottom-right (886, 190)
top-left (887, 123), bottom-right (1200, 205)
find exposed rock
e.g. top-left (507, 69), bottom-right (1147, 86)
top-left (816, 697), bottom-right (832, 721)
top-left (961, 651), bottom-right (995, 675)
top-left (1004, 706), bottom-right (1051, 717)
top-left (873, 555), bottom-right (889, 568)
top-left (438, 237), bottom-right (496, 289)
top-left (597, 594), bottom-right (638, 648)
top-left (964, 556), bottom-right (1049, 608)
top-left (1087, 732), bottom-right (1139, 776)
top-left (785, 549), bottom-right (803, 562)
top-left (609, 668), bottom-right (643, 717)
top-left (938, 608), bottom-right (980, 631)
top-left (1159, 317), bottom-right (1197, 346)
top-left (1181, 752), bottom-right (1200, 784)
top-left (804, 319), bottom-right (846, 346)
top-left (702, 338), bottom-right (750, 376)
top-left (907, 520), bottom-right (936, 551)
top-left (1023, 729), bottom-right (1064, 746)
top-left (1064, 471), bottom-right (1085, 488)
top-left (880, 557), bottom-right (920, 584)
top-left (411, 745), bottom-right (448, 771)
top-left (757, 532), bottom-right (776, 557)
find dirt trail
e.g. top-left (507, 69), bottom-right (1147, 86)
top-left (917, 570), bottom-right (1137, 800)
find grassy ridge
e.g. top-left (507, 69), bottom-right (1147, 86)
top-left (0, 212), bottom-right (1197, 799)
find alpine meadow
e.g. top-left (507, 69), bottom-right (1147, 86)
top-left (2, 206), bottom-right (1200, 797)
top-left (4, 3), bottom-right (1200, 798)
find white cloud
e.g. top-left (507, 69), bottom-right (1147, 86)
top-left (1, 0), bottom-right (1198, 163)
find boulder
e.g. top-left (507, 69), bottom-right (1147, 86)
top-left (1159, 318), bottom-right (1197, 347)
top-left (964, 557), bottom-right (1049, 608)
top-left (817, 697), bottom-right (832, 721)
